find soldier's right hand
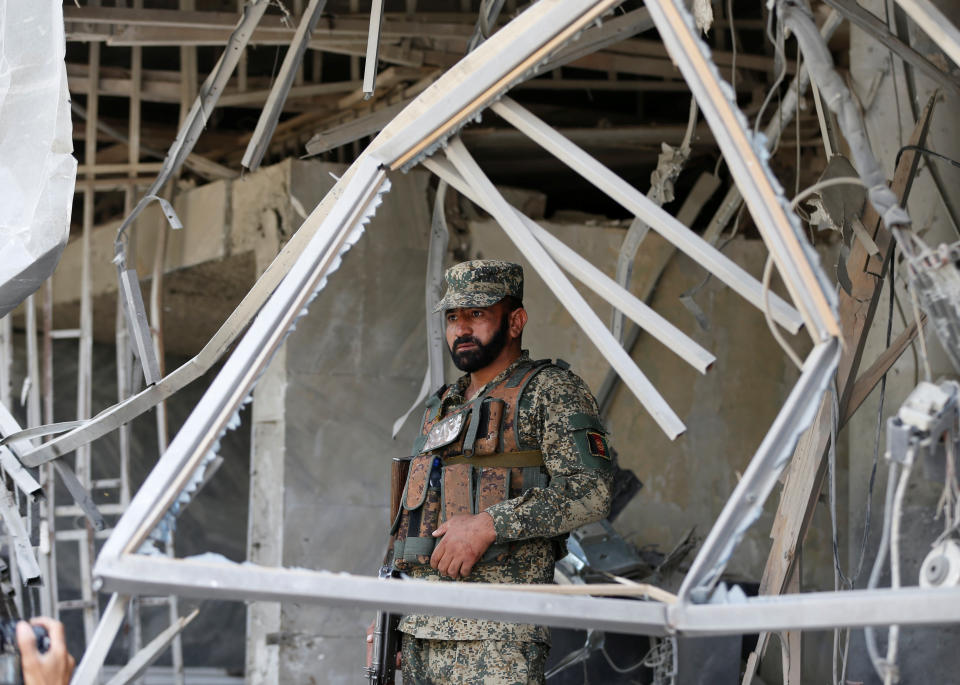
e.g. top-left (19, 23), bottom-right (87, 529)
top-left (365, 619), bottom-right (375, 668)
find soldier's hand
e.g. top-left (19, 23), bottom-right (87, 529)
top-left (365, 619), bottom-right (401, 670)
top-left (17, 618), bottom-right (74, 685)
top-left (365, 619), bottom-right (375, 668)
top-left (430, 512), bottom-right (497, 579)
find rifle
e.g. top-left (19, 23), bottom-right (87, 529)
top-left (364, 565), bottom-right (401, 685)
top-left (363, 457), bottom-right (410, 684)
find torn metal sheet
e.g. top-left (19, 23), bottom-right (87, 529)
top-left (114, 0), bottom-right (269, 263)
top-left (443, 137), bottom-right (687, 439)
top-left (0, 0), bottom-right (77, 318)
top-left (242, 0), bottom-right (329, 171)
top-left (612, 98), bottom-right (697, 343)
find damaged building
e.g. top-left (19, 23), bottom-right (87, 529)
top-left (0, 0), bottom-right (959, 682)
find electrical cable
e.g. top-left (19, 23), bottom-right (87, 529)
top-left (789, 177), bottom-right (868, 211)
top-left (891, 280), bottom-right (920, 387)
top-left (600, 641), bottom-right (649, 674)
top-left (907, 273), bottom-right (933, 382)
top-left (762, 254), bottom-right (804, 370)
top-left (795, 44), bottom-right (801, 198)
top-left (894, 144), bottom-right (960, 172)
top-left (884, 454), bottom-right (913, 685)
top-left (848, 256), bottom-right (897, 589)
top-left (753, 6), bottom-right (789, 138)
top-left (727, 0), bottom-right (738, 97)
top-left (864, 458), bottom-right (901, 682)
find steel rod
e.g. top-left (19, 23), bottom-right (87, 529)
top-left (490, 97), bottom-right (806, 335)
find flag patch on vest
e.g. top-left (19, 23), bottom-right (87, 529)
top-left (586, 430), bottom-right (610, 460)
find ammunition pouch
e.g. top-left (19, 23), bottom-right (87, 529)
top-left (391, 359), bottom-right (555, 572)
top-left (391, 453), bottom-right (548, 571)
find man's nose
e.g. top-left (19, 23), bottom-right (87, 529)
top-left (451, 317), bottom-right (472, 335)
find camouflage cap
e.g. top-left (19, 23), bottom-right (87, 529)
top-left (433, 259), bottom-right (523, 313)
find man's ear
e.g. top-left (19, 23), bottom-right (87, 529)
top-left (508, 307), bottom-right (527, 340)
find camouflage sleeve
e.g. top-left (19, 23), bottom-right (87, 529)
top-left (484, 367), bottom-right (614, 542)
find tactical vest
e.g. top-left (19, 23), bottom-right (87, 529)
top-left (391, 359), bottom-right (556, 571)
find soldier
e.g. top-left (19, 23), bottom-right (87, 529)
top-left (389, 259), bottom-right (614, 684)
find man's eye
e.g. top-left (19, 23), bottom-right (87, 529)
top-left (472, 310), bottom-right (482, 318)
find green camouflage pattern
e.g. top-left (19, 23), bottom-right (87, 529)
top-left (402, 635), bottom-right (547, 685)
top-left (433, 260), bottom-right (524, 313)
top-left (398, 352), bottom-right (614, 643)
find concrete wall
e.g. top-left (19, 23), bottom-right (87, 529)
top-left (243, 162), bottom-right (433, 684)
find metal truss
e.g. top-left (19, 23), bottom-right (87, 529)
top-left (17, 0), bottom-right (946, 678)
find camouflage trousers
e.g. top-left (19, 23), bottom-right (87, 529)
top-left (401, 636), bottom-right (547, 685)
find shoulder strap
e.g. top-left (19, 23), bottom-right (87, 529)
top-left (513, 360), bottom-right (560, 450)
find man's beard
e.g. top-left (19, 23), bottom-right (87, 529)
top-left (448, 313), bottom-right (510, 373)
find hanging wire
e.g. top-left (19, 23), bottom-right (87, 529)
top-left (895, 145), bottom-right (960, 171)
top-left (727, 0), bottom-right (738, 97)
top-left (753, 5), bottom-right (789, 138)
top-left (762, 255), bottom-right (804, 370)
top-left (789, 177), bottom-right (868, 211)
top-left (864, 454), bottom-right (902, 681)
top-left (907, 273), bottom-right (933, 382)
top-left (884, 453), bottom-right (914, 685)
top-left (600, 642), bottom-right (649, 675)
top-left (794, 44), bottom-right (802, 199)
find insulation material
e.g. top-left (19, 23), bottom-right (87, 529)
top-left (0, 0), bottom-right (77, 319)
top-left (692, 0), bottom-right (714, 34)
top-left (779, 0), bottom-right (910, 231)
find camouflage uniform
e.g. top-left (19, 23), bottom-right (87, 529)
top-left (394, 260), bottom-right (614, 684)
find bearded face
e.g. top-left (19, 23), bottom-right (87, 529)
top-left (447, 310), bottom-right (511, 373)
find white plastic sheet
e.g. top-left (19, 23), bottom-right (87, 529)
top-left (0, 0), bottom-right (77, 318)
